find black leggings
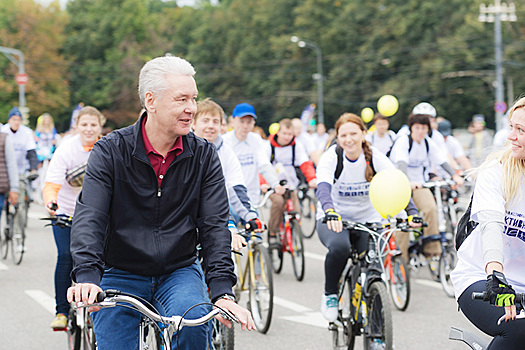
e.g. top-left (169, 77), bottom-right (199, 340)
top-left (458, 280), bottom-right (525, 350)
top-left (317, 219), bottom-right (368, 295)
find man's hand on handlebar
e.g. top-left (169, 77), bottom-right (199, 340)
top-left (324, 208), bottom-right (343, 233)
top-left (452, 174), bottom-right (465, 187)
top-left (260, 184), bottom-right (271, 193)
top-left (8, 191), bottom-right (18, 206)
top-left (67, 283), bottom-right (104, 312)
top-left (308, 179), bottom-right (317, 189)
top-left (274, 184), bottom-right (286, 195)
top-left (214, 297), bottom-right (256, 331)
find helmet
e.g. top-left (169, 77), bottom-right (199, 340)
top-left (412, 102), bottom-right (436, 118)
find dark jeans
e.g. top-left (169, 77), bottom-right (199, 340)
top-left (52, 224), bottom-right (73, 315)
top-left (92, 261), bottom-right (211, 350)
top-left (458, 280), bottom-right (525, 350)
top-left (317, 219), bottom-right (369, 295)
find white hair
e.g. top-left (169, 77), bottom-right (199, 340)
top-left (138, 54), bottom-right (196, 106)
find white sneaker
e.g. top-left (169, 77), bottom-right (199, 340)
top-left (321, 294), bottom-right (338, 322)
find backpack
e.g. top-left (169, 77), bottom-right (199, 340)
top-left (455, 194), bottom-right (478, 250)
top-left (333, 146), bottom-right (376, 183)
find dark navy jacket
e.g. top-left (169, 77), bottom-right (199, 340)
top-left (70, 114), bottom-right (235, 301)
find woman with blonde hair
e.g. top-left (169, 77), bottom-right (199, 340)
top-left (44, 106), bottom-right (105, 329)
top-left (451, 96), bottom-right (525, 349)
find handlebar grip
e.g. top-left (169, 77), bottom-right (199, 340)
top-left (472, 292), bottom-right (488, 301)
top-left (422, 223), bottom-right (428, 228)
top-left (50, 202), bottom-right (58, 211)
top-left (96, 291), bottom-right (106, 302)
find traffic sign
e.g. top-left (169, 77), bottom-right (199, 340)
top-left (494, 101), bottom-right (507, 114)
top-left (15, 73), bottom-right (28, 85)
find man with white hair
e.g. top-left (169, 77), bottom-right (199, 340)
top-left (68, 55), bottom-right (255, 349)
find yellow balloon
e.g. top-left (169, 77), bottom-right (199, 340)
top-left (361, 107), bottom-right (374, 123)
top-left (269, 122), bottom-right (280, 135)
top-left (369, 169), bottom-right (411, 218)
top-left (377, 95), bottom-right (399, 117)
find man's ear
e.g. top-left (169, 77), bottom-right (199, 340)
top-left (144, 91), bottom-right (155, 113)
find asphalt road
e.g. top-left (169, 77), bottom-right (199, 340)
top-left (0, 204), bottom-right (491, 350)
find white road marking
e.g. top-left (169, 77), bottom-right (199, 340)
top-left (25, 289), bottom-right (56, 315)
top-left (414, 278), bottom-right (442, 289)
top-left (0, 261), bottom-right (7, 270)
top-left (304, 251), bottom-right (325, 262)
top-left (274, 296), bottom-right (313, 313)
top-left (280, 311), bottom-right (327, 329)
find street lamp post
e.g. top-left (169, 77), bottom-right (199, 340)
top-left (291, 36), bottom-right (324, 125)
top-left (478, 0), bottom-right (517, 131)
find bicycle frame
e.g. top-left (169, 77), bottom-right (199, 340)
top-left (234, 233), bottom-right (265, 293)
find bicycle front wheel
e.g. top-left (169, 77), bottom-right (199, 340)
top-left (81, 312), bottom-right (97, 350)
top-left (290, 220), bottom-right (305, 281)
top-left (1, 208), bottom-right (12, 259)
top-left (299, 191), bottom-right (317, 239)
top-left (363, 282), bottom-right (393, 350)
top-left (388, 256), bottom-right (410, 311)
top-left (66, 310), bottom-right (81, 350)
top-left (11, 207), bottom-right (25, 265)
top-left (210, 318), bottom-right (235, 350)
top-left (248, 244), bottom-right (274, 334)
top-left (439, 248), bottom-right (457, 298)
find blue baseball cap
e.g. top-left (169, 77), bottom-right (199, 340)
top-left (232, 103), bottom-right (257, 119)
top-left (8, 107), bottom-right (22, 119)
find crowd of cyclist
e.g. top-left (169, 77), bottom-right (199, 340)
top-left (4, 54), bottom-right (524, 349)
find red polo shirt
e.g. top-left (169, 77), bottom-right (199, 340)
top-left (141, 116), bottom-right (183, 187)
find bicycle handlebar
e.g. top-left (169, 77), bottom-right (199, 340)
top-left (40, 214), bottom-right (73, 228)
top-left (422, 179), bottom-right (456, 189)
top-left (75, 290), bottom-right (239, 329)
top-left (472, 292), bottom-right (525, 325)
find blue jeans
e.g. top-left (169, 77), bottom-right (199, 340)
top-left (52, 225), bottom-right (73, 315)
top-left (92, 261), bottom-right (211, 350)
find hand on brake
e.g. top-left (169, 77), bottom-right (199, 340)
top-left (324, 209), bottom-right (342, 233)
top-left (486, 271), bottom-right (517, 322)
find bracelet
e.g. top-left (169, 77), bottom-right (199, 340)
top-left (216, 294), bottom-right (236, 303)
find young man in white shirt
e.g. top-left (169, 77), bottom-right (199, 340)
top-left (192, 98), bottom-right (264, 249)
top-left (365, 113), bottom-right (396, 155)
top-left (2, 107), bottom-right (38, 176)
top-left (222, 103), bottom-right (285, 213)
top-left (389, 113), bottom-right (464, 256)
top-left (264, 118), bottom-right (317, 240)
top-left (437, 119), bottom-right (472, 174)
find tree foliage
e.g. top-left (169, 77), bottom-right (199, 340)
top-left (0, 0), bottom-right (524, 131)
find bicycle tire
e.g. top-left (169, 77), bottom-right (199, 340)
top-left (290, 220), bottom-right (305, 281)
top-left (11, 206), bottom-right (25, 265)
top-left (210, 318), bottom-right (235, 350)
top-left (66, 310), bottom-right (81, 350)
top-left (269, 241), bottom-right (283, 274)
top-left (247, 244), bottom-right (274, 334)
top-left (428, 258), bottom-right (440, 282)
top-left (388, 256), bottom-right (411, 311)
top-left (1, 207), bottom-right (12, 260)
top-left (363, 282), bottom-right (393, 350)
top-left (299, 191), bottom-right (317, 239)
top-left (337, 278), bottom-right (356, 350)
top-left (439, 248), bottom-right (457, 298)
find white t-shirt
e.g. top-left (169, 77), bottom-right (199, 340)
top-left (436, 135), bottom-right (466, 178)
top-left (45, 134), bottom-right (91, 216)
top-left (264, 139), bottom-right (310, 190)
top-left (311, 132), bottom-right (329, 152)
top-left (451, 163), bottom-right (525, 298)
top-left (1, 124), bottom-right (37, 174)
top-left (223, 131), bottom-right (279, 205)
top-left (295, 132), bottom-right (313, 155)
top-left (389, 135), bottom-right (447, 184)
top-left (365, 131), bottom-right (396, 155)
top-left (316, 145), bottom-right (395, 222)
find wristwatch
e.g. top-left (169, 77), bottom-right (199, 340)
top-left (216, 294), bottom-right (236, 303)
